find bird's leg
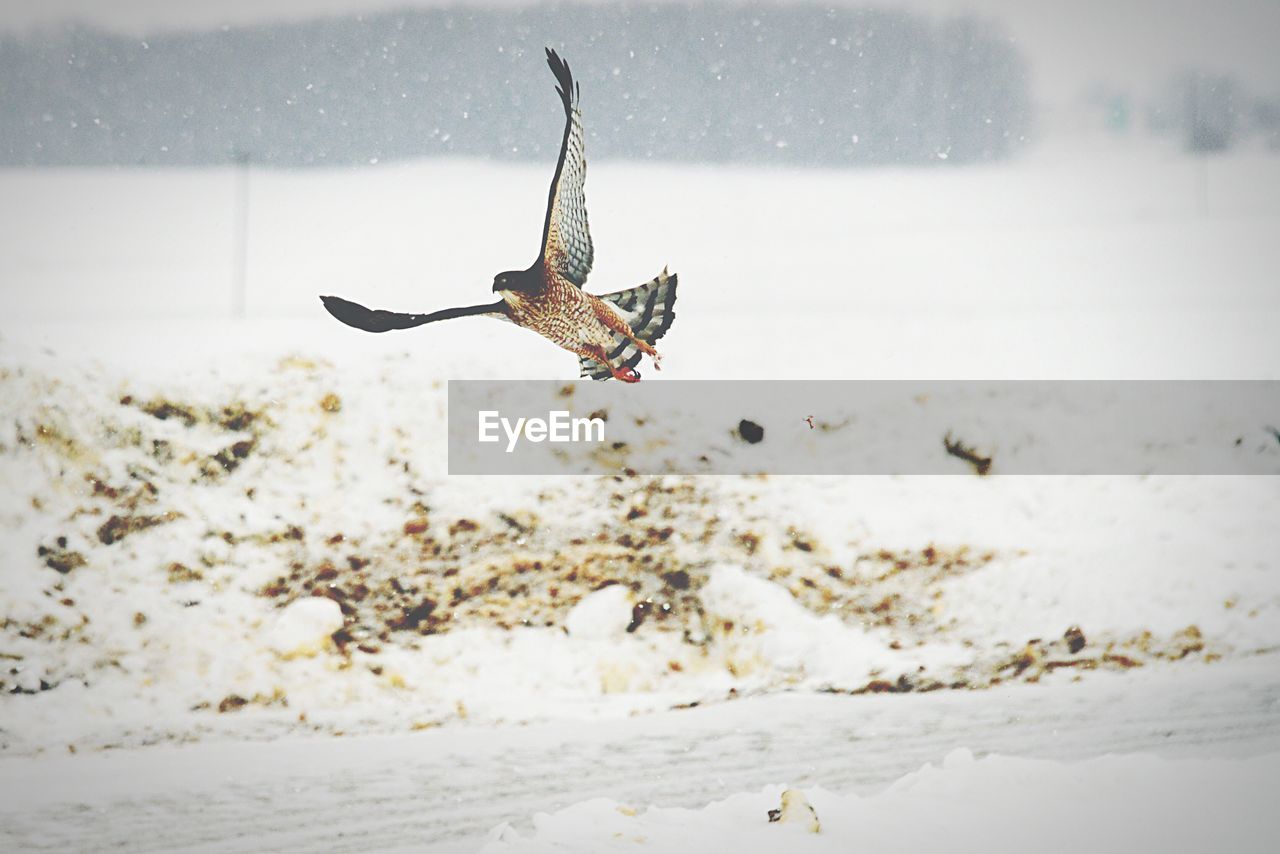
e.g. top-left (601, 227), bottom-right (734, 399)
top-left (582, 344), bottom-right (639, 383)
top-left (628, 335), bottom-right (660, 364)
top-left (596, 306), bottom-right (662, 370)
top-left (626, 336), bottom-right (662, 370)
top-left (613, 365), bottom-right (641, 382)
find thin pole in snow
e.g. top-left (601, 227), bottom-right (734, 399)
top-left (1196, 155), bottom-right (1210, 218)
top-left (232, 150), bottom-right (251, 318)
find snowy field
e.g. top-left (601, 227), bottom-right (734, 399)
top-left (2, 138), bottom-right (1279, 851)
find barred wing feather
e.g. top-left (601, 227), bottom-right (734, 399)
top-left (540, 48), bottom-right (594, 287)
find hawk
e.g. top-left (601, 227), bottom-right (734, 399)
top-left (320, 48), bottom-right (677, 382)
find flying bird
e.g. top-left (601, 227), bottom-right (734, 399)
top-left (320, 48), bottom-right (677, 382)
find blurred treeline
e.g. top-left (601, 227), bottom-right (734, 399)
top-left (0, 2), bottom-right (1031, 168)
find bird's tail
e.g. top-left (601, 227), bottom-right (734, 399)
top-left (579, 268), bottom-right (678, 380)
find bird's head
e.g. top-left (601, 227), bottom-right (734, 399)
top-left (492, 269), bottom-right (538, 294)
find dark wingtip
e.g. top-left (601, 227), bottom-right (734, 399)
top-left (319, 294), bottom-right (349, 319)
top-left (545, 46), bottom-right (574, 111)
top-left (319, 293), bottom-right (387, 332)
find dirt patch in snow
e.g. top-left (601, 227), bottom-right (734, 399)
top-left (0, 356), bottom-right (1238, 735)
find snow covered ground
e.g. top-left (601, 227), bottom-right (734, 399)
top-left (482, 748), bottom-right (1280, 854)
top-left (3, 660), bottom-right (1279, 852)
top-left (1, 137), bottom-right (1279, 850)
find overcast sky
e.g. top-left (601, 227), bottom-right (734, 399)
top-left (3, 0), bottom-right (1277, 103)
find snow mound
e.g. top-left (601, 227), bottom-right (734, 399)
top-left (564, 584), bottom-right (634, 640)
top-left (699, 563), bottom-right (967, 684)
top-left (482, 749), bottom-right (1280, 853)
top-left (267, 597), bottom-right (343, 658)
top-left (1, 335), bottom-right (1275, 754)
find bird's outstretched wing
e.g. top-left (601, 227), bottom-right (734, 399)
top-left (320, 295), bottom-right (507, 333)
top-left (539, 48), bottom-right (593, 287)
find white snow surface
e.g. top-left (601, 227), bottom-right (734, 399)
top-left (483, 748), bottom-right (1280, 854)
top-left (3, 657), bottom-right (1279, 852)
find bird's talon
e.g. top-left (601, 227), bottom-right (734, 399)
top-left (613, 366), bottom-right (641, 383)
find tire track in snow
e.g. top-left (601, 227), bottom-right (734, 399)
top-left (3, 659), bottom-right (1279, 853)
